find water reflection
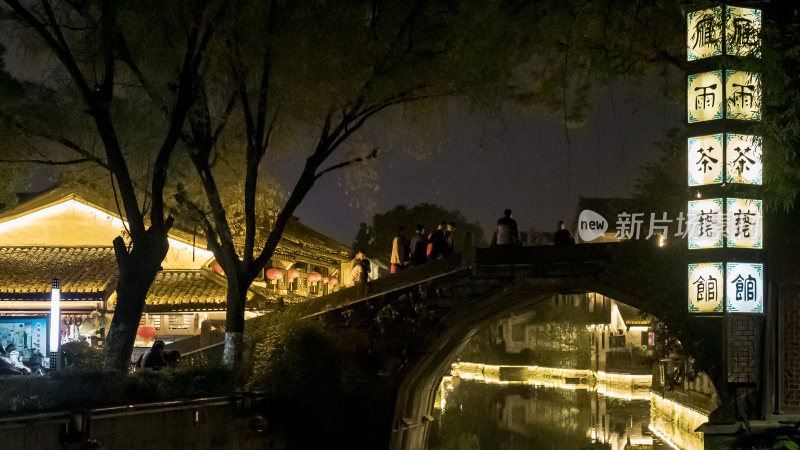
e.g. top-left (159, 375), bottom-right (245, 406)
top-left (430, 375), bottom-right (703, 450)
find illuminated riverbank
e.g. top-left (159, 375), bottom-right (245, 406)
top-left (434, 362), bottom-right (707, 449)
top-left (444, 361), bottom-right (651, 401)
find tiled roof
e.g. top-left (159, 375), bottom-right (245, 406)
top-left (0, 247), bottom-right (117, 301)
top-left (3, 186), bottom-right (351, 265)
top-left (616, 303), bottom-right (651, 327)
top-left (144, 271), bottom-right (228, 312)
top-left (0, 247), bottom-right (267, 310)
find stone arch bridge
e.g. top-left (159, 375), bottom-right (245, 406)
top-left (268, 243), bottom-right (770, 450)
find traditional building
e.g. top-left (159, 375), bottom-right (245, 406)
top-left (0, 187), bottom-right (351, 354)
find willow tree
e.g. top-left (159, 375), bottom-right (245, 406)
top-left (0, 0), bottom-right (226, 370)
top-left (172, 0), bottom-right (687, 367)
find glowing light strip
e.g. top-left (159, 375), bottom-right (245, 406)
top-left (647, 424), bottom-right (682, 450)
top-left (450, 362), bottom-right (652, 400)
top-left (49, 279), bottom-right (60, 353)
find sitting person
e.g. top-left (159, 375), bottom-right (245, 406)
top-left (138, 340), bottom-right (168, 370)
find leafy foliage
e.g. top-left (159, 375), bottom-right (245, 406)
top-left (246, 313), bottom-right (349, 448)
top-left (0, 365), bottom-right (235, 416)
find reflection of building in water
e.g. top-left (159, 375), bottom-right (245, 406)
top-left (499, 390), bottom-right (586, 438)
top-left (494, 293), bottom-right (654, 375)
top-left (433, 377), bottom-right (656, 450)
top-left (586, 393), bottom-right (653, 449)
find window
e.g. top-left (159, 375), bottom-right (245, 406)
top-left (167, 315), bottom-right (190, 330)
top-left (139, 315), bottom-right (161, 329)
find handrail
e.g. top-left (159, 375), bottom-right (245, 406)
top-left (300, 267), bottom-right (472, 319)
top-left (180, 340), bottom-right (225, 357)
top-left (0, 392), bottom-right (266, 425)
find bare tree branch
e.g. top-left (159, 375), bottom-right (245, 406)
top-left (314, 148), bottom-right (379, 181)
top-left (0, 157), bottom-right (93, 165)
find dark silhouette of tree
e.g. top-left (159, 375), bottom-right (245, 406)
top-left (0, 0), bottom-right (226, 370)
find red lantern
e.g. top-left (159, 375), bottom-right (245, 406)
top-left (287, 269), bottom-right (300, 280)
top-left (212, 261), bottom-right (225, 275)
top-left (266, 268), bottom-right (283, 280)
top-left (137, 326), bottom-right (157, 339)
top-left (308, 272), bottom-right (322, 283)
top-left (329, 278), bottom-right (338, 286)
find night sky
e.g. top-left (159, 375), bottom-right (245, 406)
top-left (289, 78), bottom-right (680, 246)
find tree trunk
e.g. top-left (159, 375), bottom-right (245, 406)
top-left (104, 234), bottom-right (169, 371)
top-left (222, 275), bottom-right (250, 370)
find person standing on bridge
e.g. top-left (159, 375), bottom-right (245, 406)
top-left (553, 220), bottom-right (575, 245)
top-left (493, 209), bottom-right (520, 247)
top-left (409, 224), bottom-right (428, 266)
top-left (349, 250), bottom-right (367, 286)
top-left (390, 226), bottom-right (407, 273)
top-left (427, 221), bottom-right (448, 260)
top-left (444, 222), bottom-right (456, 256)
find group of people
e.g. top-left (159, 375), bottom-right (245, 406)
top-left (348, 249), bottom-right (372, 286)
top-left (491, 209), bottom-right (575, 246)
top-left (136, 340), bottom-right (181, 371)
top-left (390, 221), bottom-right (457, 273)
top-left (350, 210), bottom-right (577, 287)
top-left (0, 343), bottom-right (41, 375)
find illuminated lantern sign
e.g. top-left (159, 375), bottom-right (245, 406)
top-left (726, 134), bottom-right (762, 184)
top-left (688, 198), bottom-right (724, 249)
top-left (687, 6), bottom-right (760, 61)
top-left (726, 262), bottom-right (763, 313)
top-left (726, 198), bottom-right (762, 249)
top-left (688, 134), bottom-right (723, 186)
top-left (688, 134), bottom-right (762, 187)
top-left (726, 6), bottom-right (761, 57)
top-left (726, 70), bottom-right (761, 121)
top-left (687, 7), bottom-right (722, 61)
top-left (688, 71), bottom-right (761, 123)
top-left (688, 71), bottom-right (723, 123)
top-left (688, 262), bottom-right (724, 313)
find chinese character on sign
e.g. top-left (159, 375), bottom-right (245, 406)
top-left (731, 83), bottom-right (755, 109)
top-left (731, 274), bottom-right (757, 302)
top-left (697, 209), bottom-right (718, 238)
top-left (688, 134), bottom-right (723, 186)
top-left (691, 14), bottom-right (719, 51)
top-left (688, 199), bottom-right (724, 249)
top-left (696, 146), bottom-right (719, 173)
top-left (731, 18), bottom-right (757, 50)
top-left (726, 198), bottom-right (762, 249)
top-left (688, 7), bottom-right (722, 61)
top-left (732, 208), bottom-right (756, 238)
top-left (731, 145), bottom-right (756, 176)
top-left (695, 84), bottom-right (717, 109)
top-left (693, 275), bottom-right (719, 302)
top-left (726, 134), bottom-right (762, 184)
top-left (726, 262), bottom-right (763, 313)
top-left (726, 6), bottom-right (761, 57)
top-left (726, 71), bottom-right (761, 121)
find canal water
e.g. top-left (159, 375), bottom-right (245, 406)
top-left (429, 372), bottom-right (705, 450)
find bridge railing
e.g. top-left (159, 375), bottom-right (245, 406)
top-left (295, 254), bottom-right (471, 318)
